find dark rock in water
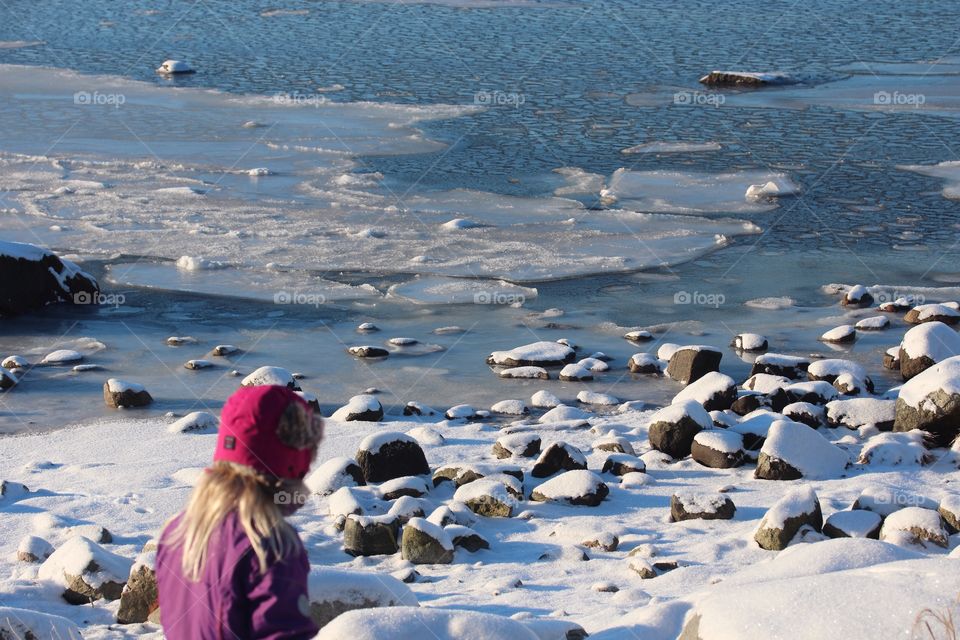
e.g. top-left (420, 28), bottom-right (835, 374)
top-left (0, 240), bottom-right (99, 316)
top-left (670, 493), bottom-right (736, 521)
top-left (628, 353), bottom-right (662, 374)
top-left (767, 388), bottom-right (791, 413)
top-left (666, 347), bottom-right (722, 384)
top-left (531, 442), bottom-right (587, 478)
top-left (731, 333), bottom-right (769, 352)
top-left (841, 286), bottom-right (874, 308)
top-left (348, 345), bottom-right (390, 359)
top-left (211, 344), bottom-right (239, 356)
top-left (0, 368), bottom-right (17, 391)
top-left (355, 433), bottom-right (429, 483)
top-left (401, 519), bottom-right (454, 565)
top-left (905, 304), bottom-right (960, 325)
top-left (749, 354), bottom-right (810, 379)
top-left (754, 487), bottom-right (823, 551)
top-left (699, 70), bottom-right (797, 87)
top-left (343, 515), bottom-right (400, 556)
top-left (103, 379), bottom-right (153, 409)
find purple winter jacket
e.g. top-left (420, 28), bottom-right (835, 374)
top-left (156, 512), bottom-right (319, 640)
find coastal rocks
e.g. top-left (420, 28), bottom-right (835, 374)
top-left (782, 402), bottom-right (825, 428)
top-left (41, 349), bottom-right (83, 365)
top-left (156, 59), bottom-right (195, 74)
top-left (665, 346), bottom-right (722, 384)
top-left (530, 470), bottom-right (609, 507)
top-left (531, 390), bottom-right (561, 408)
top-left (624, 330), bottom-right (653, 343)
top-left (0, 608), bottom-right (82, 639)
top-left (453, 476), bottom-right (522, 517)
top-left (16, 535), bottom-right (53, 563)
top-left (211, 344), bottom-right (239, 356)
top-left (315, 607), bottom-right (541, 640)
top-left (116, 548), bottom-right (159, 624)
top-left (841, 285), bottom-right (874, 307)
top-left (348, 346), bottom-right (390, 359)
top-left (754, 486), bottom-right (823, 550)
top-left (822, 510), bottom-right (882, 539)
top-left (493, 433), bottom-right (541, 459)
top-left (498, 366), bottom-right (549, 380)
top-left (690, 430), bottom-right (745, 469)
top-left (670, 493), bottom-right (736, 522)
top-left (628, 353), bottom-right (662, 374)
top-left (183, 359), bottom-right (214, 370)
top-left (898, 322), bottom-right (960, 380)
top-left (558, 364), bottom-right (593, 381)
top-left (445, 404), bottom-right (479, 420)
top-left (103, 379), bottom-right (153, 409)
top-left (647, 400), bottom-right (712, 459)
top-left (241, 366), bottom-right (298, 389)
top-left (601, 453), bottom-right (646, 476)
top-left (755, 420), bottom-right (848, 480)
top-left (486, 341), bottom-right (575, 367)
top-left (401, 518), bottom-right (454, 564)
top-left (905, 303), bottom-right (960, 325)
top-left (0, 368), bottom-right (16, 390)
top-left (893, 355), bottom-right (960, 447)
top-left (806, 359), bottom-right (873, 393)
top-left (446, 525), bottom-right (489, 552)
top-left (331, 395), bottom-right (383, 422)
top-left (672, 372), bottom-right (737, 411)
top-left (825, 398), bottom-right (896, 431)
top-left (38, 536), bottom-right (132, 604)
top-left (699, 70), bottom-right (797, 87)
top-left (355, 433), bottom-right (429, 483)
top-left (820, 325), bottom-right (856, 344)
top-left (531, 442), bottom-right (587, 477)
top-left (879, 507), bottom-right (949, 549)
top-left (855, 316), bottom-right (889, 331)
top-left (168, 411), bottom-right (218, 433)
top-left (306, 457), bottom-right (366, 495)
top-left (307, 569), bottom-right (417, 629)
top-left (343, 516), bottom-right (400, 556)
top-left (0, 240), bottom-right (99, 315)
top-left (749, 353), bottom-right (810, 379)
top-left (732, 333), bottom-right (768, 351)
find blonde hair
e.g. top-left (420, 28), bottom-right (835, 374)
top-left (167, 461), bottom-right (304, 581)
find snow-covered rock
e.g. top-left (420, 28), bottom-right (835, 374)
top-left (498, 366), bottom-right (549, 380)
top-left (893, 354), bottom-right (960, 446)
top-left (558, 363), bottom-right (593, 381)
top-left (755, 420), bottom-right (848, 480)
top-left (700, 70), bottom-right (798, 86)
top-left (905, 303), bottom-right (960, 325)
top-left (601, 452), bottom-right (646, 476)
top-left (858, 431), bottom-right (931, 466)
top-left (531, 442), bottom-right (587, 477)
top-left (355, 432), bottom-right (429, 483)
top-left (343, 515), bottom-right (401, 556)
top-left (898, 321), bottom-right (960, 379)
top-left (0, 240), bottom-right (99, 315)
top-left (743, 373), bottom-right (792, 394)
top-left (38, 536), bottom-right (132, 604)
top-left (842, 284), bottom-right (874, 307)
top-left (240, 365), bottom-right (297, 389)
top-left (453, 476), bottom-right (522, 518)
top-left (628, 352), bottom-right (662, 374)
top-left (41, 349), bottom-right (83, 365)
top-left (750, 353), bottom-right (810, 379)
top-left (530, 470), bottom-right (609, 507)
top-left (648, 400), bottom-right (712, 458)
top-left (156, 59), bottom-right (195, 74)
top-left (315, 607), bottom-right (540, 640)
top-left (539, 404), bottom-right (590, 424)
top-left (531, 390), bottom-right (561, 408)
top-left (493, 433), bottom-right (541, 459)
top-left (103, 378), bottom-right (153, 408)
top-left (168, 411), bottom-right (218, 433)
top-left (347, 345), bottom-right (390, 359)
top-left (672, 371), bottom-right (737, 411)
top-left (670, 492), bottom-right (736, 521)
top-left (401, 517), bottom-right (454, 564)
top-left (665, 345), bottom-right (722, 384)
top-left (855, 315), bottom-right (889, 331)
top-left (307, 568), bottom-right (417, 628)
top-left (0, 607), bottom-right (82, 639)
top-left (577, 390), bottom-right (619, 405)
top-left (487, 342), bottom-right (575, 367)
top-left (690, 430), bottom-right (745, 469)
top-left (879, 507), bottom-right (949, 550)
top-left (825, 398), bottom-right (896, 430)
top-left (807, 359), bottom-right (872, 393)
top-left (822, 510), bottom-right (882, 539)
top-left (732, 333), bottom-right (768, 351)
top-left (332, 395), bottom-right (384, 422)
top-left (754, 486), bottom-right (823, 550)
top-left (16, 535), bottom-right (53, 563)
top-left (306, 457), bottom-right (365, 495)
top-left (624, 330), bottom-right (653, 342)
top-left (491, 399), bottom-right (529, 415)
top-left (782, 401), bottom-right (825, 428)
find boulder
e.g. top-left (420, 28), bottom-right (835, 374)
top-left (898, 321), bottom-right (960, 380)
top-left (530, 390), bottom-right (562, 408)
top-left (343, 515), bottom-right (400, 556)
top-left (486, 341), bottom-right (575, 367)
top-left (453, 475), bottom-right (523, 518)
top-left (755, 420), bottom-right (848, 480)
top-left (822, 510), bottom-right (882, 539)
top-left (530, 470), bottom-right (609, 507)
top-left (783, 381), bottom-right (839, 405)
top-left (379, 476), bottom-right (430, 500)
top-left (670, 493), bottom-right (736, 522)
top-left (168, 411), bottom-right (219, 434)
top-left (807, 359), bottom-right (873, 393)
top-left (647, 400), bottom-right (712, 459)
top-left (754, 486), bottom-right (823, 550)
top-left (41, 349), bottom-right (83, 365)
top-left (0, 240), bottom-right (99, 315)
top-left (883, 346), bottom-right (901, 370)
top-left (782, 402), bottom-right (825, 428)
top-left (331, 395), bottom-right (383, 422)
top-left (355, 433), bottom-right (429, 483)
top-left (493, 433), bottom-right (541, 459)
top-left (581, 532), bottom-right (619, 552)
top-left (628, 353), bottom-right (662, 374)
top-left (851, 486), bottom-right (938, 517)
top-left (490, 399), bottom-right (529, 416)
top-left (445, 404), bottom-right (479, 420)
top-left (401, 518), bottom-right (455, 564)
top-left (38, 536), bottom-right (132, 604)
top-left (305, 457), bottom-right (365, 495)
top-left (103, 379), bottom-right (153, 409)
top-left (749, 354), bottom-right (810, 379)
top-left (240, 365), bottom-right (298, 389)
top-left (348, 345), bottom-right (390, 359)
top-left (403, 401), bottom-right (438, 417)
top-left (601, 453), bottom-right (646, 476)
top-left (826, 398), bottom-right (896, 431)
top-left (16, 535), bottom-right (53, 563)
top-left (558, 363), bottom-right (593, 381)
top-left (820, 325), bottom-right (856, 343)
top-left (624, 330), bottom-right (654, 343)
top-left (315, 607), bottom-right (540, 640)
top-left (939, 495), bottom-right (960, 532)
top-left (879, 507), bottom-right (949, 549)
top-left (0, 368), bottom-right (16, 391)
top-left (690, 430), bottom-right (745, 469)
top-left (905, 303), bottom-right (960, 325)
top-left (666, 346), bottom-right (722, 384)
top-left (116, 547), bottom-right (159, 624)
top-left (672, 372), bottom-right (737, 411)
top-left (699, 70), bottom-right (796, 87)
top-left (531, 442), bottom-right (587, 478)
top-left (446, 525), bottom-right (489, 552)
top-left (577, 390), bottom-right (619, 406)
top-left (732, 333), bottom-right (768, 351)
top-left (307, 568), bottom-right (417, 628)
top-left (498, 366), bottom-right (549, 380)
top-left (893, 355), bottom-right (960, 447)
top-left (841, 285), bottom-right (874, 307)
top-left (855, 315), bottom-right (889, 331)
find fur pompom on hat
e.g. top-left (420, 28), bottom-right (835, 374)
top-left (214, 385), bottom-right (323, 479)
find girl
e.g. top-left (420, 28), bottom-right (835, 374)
top-left (156, 385), bottom-right (324, 639)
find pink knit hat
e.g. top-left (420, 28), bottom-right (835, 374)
top-left (214, 385), bottom-right (321, 480)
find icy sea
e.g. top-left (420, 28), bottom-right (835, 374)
top-left (1, 0), bottom-right (960, 431)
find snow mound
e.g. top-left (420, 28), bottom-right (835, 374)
top-left (315, 606), bottom-right (540, 640)
top-left (759, 420), bottom-right (849, 479)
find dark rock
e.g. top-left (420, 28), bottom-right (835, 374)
top-left (343, 515), bottom-right (400, 556)
top-left (0, 241), bottom-right (99, 316)
top-left (355, 434), bottom-right (430, 483)
top-left (602, 453), bottom-right (646, 476)
top-left (670, 494), bottom-right (736, 521)
top-left (446, 525), bottom-right (489, 552)
top-left (348, 346), bottom-right (390, 359)
top-left (531, 442), bottom-right (587, 478)
top-left (754, 452), bottom-right (803, 481)
top-left (690, 431), bottom-right (745, 469)
top-left (116, 561), bottom-right (159, 624)
top-left (493, 434), bottom-right (541, 459)
top-left (822, 510), bottom-right (882, 539)
top-left (103, 380), bottom-right (153, 409)
top-left (648, 401), bottom-right (709, 459)
top-left (401, 519), bottom-right (454, 565)
top-left (666, 347), bottom-right (722, 384)
top-left (754, 487), bottom-right (823, 551)
top-left (730, 394), bottom-right (763, 416)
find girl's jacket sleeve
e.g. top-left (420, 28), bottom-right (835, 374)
top-left (240, 537), bottom-right (319, 640)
